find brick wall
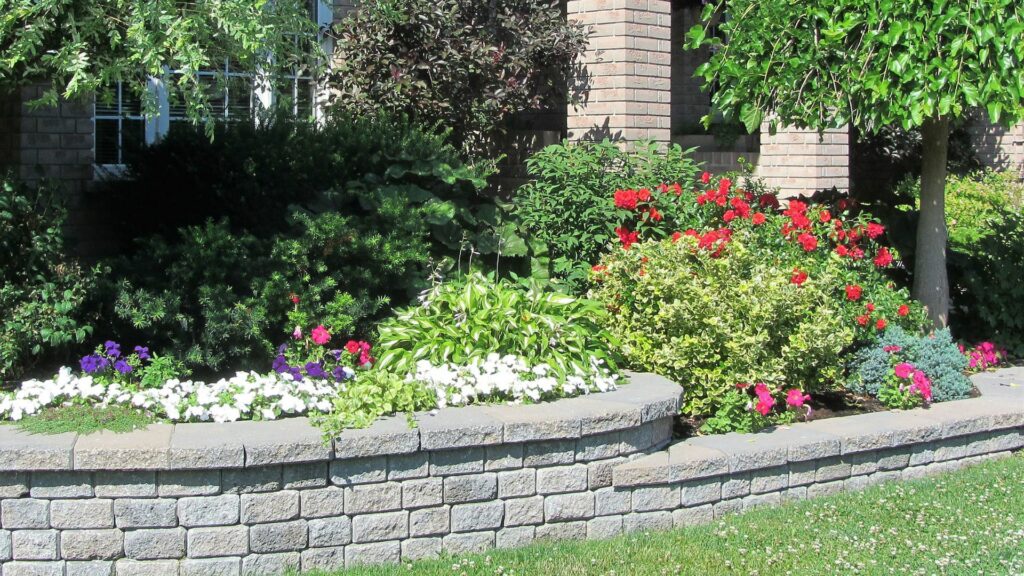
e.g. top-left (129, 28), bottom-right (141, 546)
top-left (754, 124), bottom-right (850, 196)
top-left (966, 111), bottom-right (1024, 179)
top-left (7, 85), bottom-right (93, 193)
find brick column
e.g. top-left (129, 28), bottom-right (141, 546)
top-left (755, 124), bottom-right (850, 197)
top-left (567, 0), bottom-right (673, 144)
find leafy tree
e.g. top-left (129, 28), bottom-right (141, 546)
top-left (0, 0), bottom-right (323, 124)
top-left (686, 0), bottom-right (1024, 327)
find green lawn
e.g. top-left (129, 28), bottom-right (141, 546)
top-left (334, 453), bottom-right (1024, 576)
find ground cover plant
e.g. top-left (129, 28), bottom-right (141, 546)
top-left (334, 454), bottom-right (1024, 576)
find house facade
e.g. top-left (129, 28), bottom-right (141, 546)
top-left (1, 0), bottom-right (1022, 204)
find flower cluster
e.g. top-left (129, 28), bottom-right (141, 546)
top-left (275, 318), bottom-right (373, 383)
top-left (736, 382), bottom-right (812, 419)
top-left (960, 342), bottom-right (1008, 372)
top-left (875, 344), bottom-right (933, 409)
top-left (79, 341), bottom-right (151, 379)
top-left (408, 353), bottom-right (618, 408)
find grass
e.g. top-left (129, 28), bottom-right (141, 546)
top-left (10, 404), bottom-right (155, 435)
top-left (332, 453), bottom-right (1024, 576)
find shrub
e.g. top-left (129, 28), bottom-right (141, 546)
top-left (513, 140), bottom-right (701, 293)
top-left (847, 326), bottom-right (971, 403)
top-left (311, 369), bottom-right (438, 436)
top-left (329, 0), bottom-right (588, 157)
top-left (0, 175), bottom-right (97, 381)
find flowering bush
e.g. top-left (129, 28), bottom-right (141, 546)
top-left (701, 382), bottom-right (812, 434)
top-left (960, 341), bottom-right (1009, 373)
top-left (848, 326), bottom-right (971, 403)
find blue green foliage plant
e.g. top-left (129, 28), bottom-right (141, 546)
top-left (848, 326), bottom-right (971, 403)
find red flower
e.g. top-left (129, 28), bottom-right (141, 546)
top-left (647, 207), bottom-right (663, 222)
top-left (866, 222), bottom-right (885, 239)
top-left (730, 197), bottom-right (751, 218)
top-left (615, 227), bottom-right (639, 250)
top-left (856, 315), bottom-right (870, 327)
top-left (701, 172), bottom-right (711, 185)
top-left (845, 285), bottom-right (862, 301)
top-left (785, 199), bottom-right (808, 217)
top-left (838, 198), bottom-right (851, 211)
top-left (791, 269), bottom-right (808, 286)
top-left (345, 340), bottom-right (360, 354)
top-left (614, 189), bottom-right (639, 210)
top-left (797, 232), bottom-right (818, 252)
top-left (718, 178), bottom-right (732, 195)
top-left (684, 229), bottom-right (699, 238)
top-left (591, 264), bottom-right (607, 273)
top-left (723, 210), bottom-right (737, 223)
top-left (876, 318), bottom-right (888, 330)
top-left (735, 382), bottom-right (749, 389)
top-left (637, 188), bottom-right (652, 202)
top-left (836, 245), bottom-right (849, 257)
top-left (819, 210), bottom-right (832, 223)
top-left (671, 231), bottom-right (682, 243)
top-left (865, 302), bottom-right (876, 312)
top-left (289, 293), bottom-right (300, 304)
top-left (759, 194), bottom-right (780, 210)
top-left (752, 213), bottom-right (767, 225)
top-left (874, 247), bottom-right (893, 267)
top-left (898, 304), bottom-right (910, 317)
top-left (657, 183), bottom-right (669, 194)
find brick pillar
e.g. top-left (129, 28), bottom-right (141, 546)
top-left (755, 124), bottom-right (850, 197)
top-left (567, 0), bottom-right (672, 145)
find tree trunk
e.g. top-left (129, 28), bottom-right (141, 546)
top-left (913, 116), bottom-right (950, 329)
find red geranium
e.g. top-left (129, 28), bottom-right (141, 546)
top-left (856, 315), bottom-right (870, 327)
top-left (637, 188), bottom-right (652, 202)
top-left (723, 210), bottom-right (737, 223)
top-left (701, 172), bottom-right (711, 184)
top-left (819, 210), bottom-right (832, 223)
top-left (671, 231), bottom-right (682, 243)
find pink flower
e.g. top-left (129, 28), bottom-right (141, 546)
top-left (911, 371), bottom-right (933, 402)
top-left (894, 362), bottom-right (915, 379)
top-left (883, 345), bottom-right (902, 354)
top-left (753, 383), bottom-right (771, 399)
top-left (785, 389), bottom-right (811, 407)
top-left (292, 326), bottom-right (303, 340)
top-left (311, 325), bottom-right (331, 346)
top-left (755, 396), bottom-right (775, 416)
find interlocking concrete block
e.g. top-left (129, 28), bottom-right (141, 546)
top-left (240, 491), bottom-right (299, 524)
top-left (221, 467), bottom-right (280, 495)
top-left (623, 511), bottom-right (672, 534)
top-left (484, 404), bottom-right (581, 443)
top-left (401, 537), bottom-right (442, 561)
top-left (451, 501), bottom-right (504, 532)
top-left (588, 459), bottom-right (618, 490)
top-left (536, 521), bottom-right (586, 541)
top-left (443, 473), bottom-right (497, 503)
top-left (13, 530), bottom-right (59, 560)
top-left (60, 529), bottom-right (124, 561)
top-left (231, 419), bottom-right (331, 466)
top-left (186, 526), bottom-right (248, 558)
top-left (402, 477), bottom-right (443, 509)
top-left (920, 398), bottom-right (1024, 438)
top-left (559, 397), bottom-right (642, 436)
top-left (504, 496), bottom-right (544, 527)
top-left (721, 473), bottom-right (750, 499)
top-left (586, 516), bottom-right (622, 540)
top-left (334, 415), bottom-right (420, 458)
top-left (429, 448), bottom-right (485, 476)
top-left (621, 442), bottom-right (729, 486)
top-left (443, 531), bottom-right (495, 554)
top-left (0, 427), bottom-right (76, 471)
top-left (673, 505), bottom-right (713, 527)
top-left (742, 492), bottom-right (782, 511)
top-left (115, 559), bottom-right (178, 576)
top-left (523, 439), bottom-right (576, 467)
top-left (51, 499), bottom-right (114, 529)
top-left (345, 482), bottom-right (402, 514)
top-left (497, 469), bottom-right (535, 498)
top-left (300, 487), bottom-right (345, 518)
top-left (0, 528), bottom-right (10, 561)
top-left (788, 460), bottom-right (817, 487)
top-left (241, 552), bottom-right (299, 576)
top-left (576, 433), bottom-right (620, 462)
top-left (329, 456), bottom-right (387, 486)
top-left (74, 425), bottom-right (172, 471)
top-left (180, 558), bottom-right (241, 576)
top-left (750, 466), bottom-right (789, 494)
top-left (596, 373), bottom-right (683, 423)
top-left (168, 423), bottom-right (244, 470)
top-left (496, 526), bottom-right (535, 549)
top-left (308, 517), bottom-right (351, 547)
top-left (0, 472), bottom-right (30, 497)
top-left (352, 512), bottom-right (408, 544)
top-left (177, 495), bottom-right (239, 527)
top-left (631, 485), bottom-right (678, 512)
top-left (783, 486), bottom-right (808, 502)
top-left (537, 465), bottom-right (589, 494)
top-left (484, 444), bottom-right (523, 471)
top-left (544, 492), bottom-right (595, 522)
top-left (94, 472), bottom-right (157, 498)
top-left (157, 470), bottom-right (220, 497)
top-left (807, 480), bottom-right (845, 498)
top-left (299, 547), bottom-right (345, 571)
top-left (2, 498), bottom-right (50, 529)
top-left (876, 447), bottom-right (912, 471)
top-left (114, 499), bottom-right (177, 529)
top-left (249, 520), bottom-right (308, 553)
top-left (846, 451), bottom-right (878, 476)
top-left (803, 412), bottom-right (940, 454)
top-left (712, 498), bottom-right (743, 519)
top-left (386, 453), bottom-right (428, 481)
top-left (594, 487), bottom-right (631, 515)
top-left (345, 541), bottom-right (400, 567)
top-left (123, 528), bottom-right (185, 560)
top-left (409, 506), bottom-right (450, 537)
top-left (679, 477), bottom-right (721, 506)
top-left (65, 561), bottom-right (114, 576)
top-left (3, 561), bottom-right (67, 576)
top-left (815, 457), bottom-right (852, 483)
top-left (688, 432), bottom-right (791, 473)
top-left (30, 472), bottom-right (93, 499)
top-left (282, 463), bottom-right (327, 490)
top-left (415, 407), bottom-right (502, 450)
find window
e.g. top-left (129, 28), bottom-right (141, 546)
top-left (94, 83), bottom-right (146, 165)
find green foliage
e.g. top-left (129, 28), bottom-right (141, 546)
top-left (700, 388), bottom-right (787, 435)
top-left (687, 0), bottom-right (1024, 134)
top-left (375, 273), bottom-right (621, 380)
top-left (311, 369), bottom-right (436, 436)
top-left (592, 234), bottom-right (854, 418)
top-left (14, 404), bottom-right (154, 436)
top-left (329, 0), bottom-right (588, 156)
top-left (847, 326), bottom-right (971, 403)
top-left (0, 175), bottom-right (97, 381)
top-left (0, 0), bottom-right (322, 128)
top-left (513, 140), bottom-right (701, 293)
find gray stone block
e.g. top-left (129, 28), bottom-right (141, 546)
top-left (575, 433), bottom-right (620, 462)
top-left (115, 559), bottom-right (178, 576)
top-left (334, 415), bottom-right (419, 458)
top-left (713, 498), bottom-right (743, 519)
top-left (13, 530), bottom-right (59, 560)
top-left (248, 520), bottom-right (307, 553)
top-left (803, 412), bottom-right (941, 454)
top-left (496, 526), bottom-right (535, 549)
top-left (844, 474), bottom-right (874, 492)
top-left (0, 528), bottom-right (10, 561)
top-left (443, 531), bottom-right (495, 554)
top-left (94, 472), bottom-right (157, 498)
top-left (114, 499), bottom-right (178, 529)
top-left (536, 465), bottom-right (588, 495)
top-left (402, 477), bottom-right (443, 509)
top-left (0, 472), bottom-right (30, 497)
top-left (415, 407), bottom-right (502, 450)
top-left (631, 485), bottom-right (678, 512)
top-left (544, 492), bottom-right (595, 522)
top-left (484, 444), bottom-right (523, 471)
top-left (329, 456), bottom-right (387, 487)
top-left (451, 501), bottom-right (504, 532)
top-left (484, 403), bottom-right (581, 443)
top-left (0, 427), bottom-right (76, 471)
top-left (66, 561), bottom-right (114, 576)
top-left (586, 516), bottom-right (622, 540)
top-left (587, 459), bottom-right (618, 490)
top-left (221, 467), bottom-right (281, 495)
top-left (616, 443), bottom-right (727, 486)
top-left (51, 499), bottom-right (114, 529)
top-left (807, 480), bottom-right (845, 498)
top-left (429, 448), bottom-right (485, 476)
top-left (5, 561), bottom-right (68, 576)
top-left (680, 477), bottom-right (721, 506)
top-left (345, 482), bottom-right (402, 514)
top-left (300, 487), bottom-right (345, 518)
top-left (815, 457), bottom-right (852, 483)
top-left (443, 473), bottom-right (497, 503)
top-left (561, 398), bottom-right (643, 436)
top-left (386, 453), bottom-right (428, 481)
top-left (673, 505), bottom-right (713, 527)
top-left (299, 547), bottom-right (346, 571)
top-left (742, 492), bottom-right (782, 510)
top-left (157, 470), bottom-right (220, 497)
top-left (409, 506), bottom-right (449, 537)
top-left (60, 529), bottom-right (124, 561)
top-left (536, 521), bottom-right (586, 541)
top-left (177, 495), bottom-right (239, 527)
top-left (30, 472), bottom-right (93, 499)
top-left (594, 487), bottom-right (631, 515)
top-left (847, 451), bottom-right (879, 476)
top-left (74, 426), bottom-right (172, 471)
top-left (596, 374), bottom-right (683, 422)
top-left (123, 528), bottom-right (185, 560)
top-left (308, 517), bottom-right (351, 547)
top-left (783, 486), bottom-right (807, 502)
top-left (231, 419), bottom-right (331, 466)
top-left (169, 424), bottom-right (244, 470)
top-left (623, 511), bottom-right (672, 534)
top-left (401, 537), bottom-right (442, 561)
top-left (281, 463), bottom-right (327, 490)
top-left (186, 526), bottom-right (248, 558)
top-left (2, 498), bottom-right (50, 529)
top-left (788, 460), bottom-right (817, 487)
top-left (345, 541), bottom-right (400, 567)
top-left (241, 552), bottom-right (299, 576)
top-left (920, 398), bottom-right (1024, 438)
top-left (523, 440), bottom-right (576, 467)
top-left (504, 496), bottom-right (543, 527)
top-left (240, 491), bottom-right (299, 524)
top-left (721, 473), bottom-right (750, 499)
top-left (180, 558), bottom-right (241, 576)
top-left (879, 447), bottom-right (915, 471)
top-left (497, 469), bottom-right (535, 498)
top-left (750, 466), bottom-right (789, 494)
top-left (352, 511), bottom-right (408, 544)
top-left (618, 421), bottom-right (658, 455)
top-left (688, 432), bottom-right (791, 473)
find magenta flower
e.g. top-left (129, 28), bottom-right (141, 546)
top-left (785, 389), bottom-right (810, 407)
top-left (894, 362), bottom-right (915, 379)
top-left (311, 325), bottom-right (331, 346)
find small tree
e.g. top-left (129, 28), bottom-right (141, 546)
top-left (0, 0), bottom-right (323, 125)
top-left (687, 0), bottom-right (1024, 327)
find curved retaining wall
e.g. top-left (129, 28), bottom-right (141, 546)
top-left (0, 370), bottom-right (1021, 576)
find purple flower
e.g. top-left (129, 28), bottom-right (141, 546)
top-left (79, 354), bottom-right (109, 374)
top-left (104, 340), bottom-right (121, 358)
top-left (287, 367), bottom-right (303, 382)
top-left (305, 362), bottom-right (327, 379)
top-left (133, 346), bottom-right (151, 361)
top-left (272, 355), bottom-right (290, 374)
top-left (114, 360), bottom-right (133, 375)
top-left (330, 349), bottom-right (343, 362)
top-left (332, 366), bottom-right (348, 382)
top-left (277, 343), bottom-right (289, 355)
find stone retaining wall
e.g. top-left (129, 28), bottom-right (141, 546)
top-left (0, 370), bottom-right (1021, 575)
